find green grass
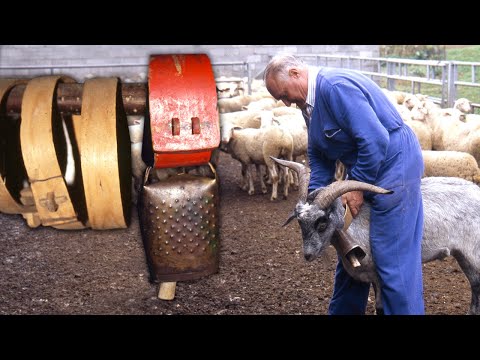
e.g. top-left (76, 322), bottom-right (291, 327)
top-left (378, 45), bottom-right (480, 113)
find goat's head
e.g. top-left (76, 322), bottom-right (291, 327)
top-left (270, 157), bottom-right (392, 262)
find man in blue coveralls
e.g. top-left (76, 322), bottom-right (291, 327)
top-left (264, 54), bottom-right (425, 315)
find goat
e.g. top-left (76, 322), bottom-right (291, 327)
top-left (271, 156), bottom-right (480, 315)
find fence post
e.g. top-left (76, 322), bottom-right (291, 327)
top-left (246, 62), bottom-right (252, 95)
top-left (387, 61), bottom-right (395, 91)
top-left (447, 62), bottom-right (456, 107)
top-left (440, 64), bottom-right (447, 107)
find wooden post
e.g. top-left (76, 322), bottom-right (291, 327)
top-left (158, 282), bottom-right (177, 300)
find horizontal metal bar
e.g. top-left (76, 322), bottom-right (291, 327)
top-left (296, 53), bottom-right (350, 59)
top-left (451, 61), bottom-right (480, 66)
top-left (454, 81), bottom-right (480, 88)
top-left (211, 62), bottom-right (247, 66)
top-left (352, 56), bottom-right (447, 67)
top-left (5, 82), bottom-right (147, 116)
top-left (0, 63), bottom-right (148, 70)
top-left (296, 54), bottom-right (450, 67)
top-left (360, 71), bottom-right (443, 85)
top-left (0, 61), bottom-right (249, 71)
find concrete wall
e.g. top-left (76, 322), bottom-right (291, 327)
top-left (0, 45), bottom-right (379, 81)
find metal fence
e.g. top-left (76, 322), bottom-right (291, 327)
top-left (295, 54), bottom-right (480, 112)
top-left (1, 56), bottom-right (478, 109)
top-left (211, 61), bottom-right (252, 94)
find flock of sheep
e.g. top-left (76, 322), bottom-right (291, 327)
top-left (384, 90), bottom-right (480, 184)
top-left (218, 92), bottom-right (307, 201)
top-left (214, 77), bottom-right (480, 202)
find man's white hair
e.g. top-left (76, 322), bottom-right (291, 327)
top-left (263, 54), bottom-right (307, 82)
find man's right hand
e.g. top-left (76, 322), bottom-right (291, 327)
top-left (341, 191), bottom-right (364, 218)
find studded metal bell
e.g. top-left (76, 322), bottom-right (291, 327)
top-left (138, 165), bottom-right (219, 282)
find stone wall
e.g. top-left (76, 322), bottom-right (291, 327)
top-left (0, 45), bottom-right (379, 81)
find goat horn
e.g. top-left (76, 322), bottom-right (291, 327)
top-left (282, 210), bottom-right (296, 227)
top-left (270, 157), bottom-right (310, 203)
top-left (314, 180), bottom-right (393, 209)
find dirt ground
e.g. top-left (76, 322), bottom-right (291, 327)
top-left (0, 151), bottom-right (472, 315)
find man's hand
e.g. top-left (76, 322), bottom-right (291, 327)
top-left (341, 191), bottom-right (364, 218)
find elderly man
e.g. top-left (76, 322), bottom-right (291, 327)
top-left (264, 54), bottom-right (425, 315)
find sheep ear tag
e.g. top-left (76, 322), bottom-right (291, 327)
top-left (343, 204), bottom-right (353, 231)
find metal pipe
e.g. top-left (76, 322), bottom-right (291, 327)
top-left (5, 82), bottom-right (147, 116)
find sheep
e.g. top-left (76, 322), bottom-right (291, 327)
top-left (226, 127), bottom-right (293, 200)
top-left (241, 97), bottom-right (278, 112)
top-left (381, 89), bottom-right (407, 106)
top-left (393, 103), bottom-right (434, 150)
top-left (271, 157), bottom-right (480, 315)
top-left (220, 110), bottom-right (270, 191)
top-left (465, 114), bottom-right (480, 128)
top-left (411, 103), bottom-right (480, 165)
top-left (217, 93), bottom-right (273, 114)
top-left (250, 79), bottom-right (267, 93)
top-left (404, 119), bottom-right (433, 150)
top-left (403, 93), bottom-right (434, 111)
top-left (394, 103), bottom-right (413, 123)
top-left (271, 112), bottom-right (309, 189)
top-left (216, 77), bottom-right (245, 99)
top-left (218, 96), bottom-right (251, 113)
top-left (454, 98), bottom-right (472, 114)
top-left (219, 110), bottom-right (262, 150)
top-left (272, 106), bottom-right (302, 117)
top-left (422, 150), bottom-right (480, 184)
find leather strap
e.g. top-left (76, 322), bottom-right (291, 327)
top-left (343, 203), bottom-right (353, 231)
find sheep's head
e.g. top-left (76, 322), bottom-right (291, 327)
top-left (270, 157), bottom-right (392, 262)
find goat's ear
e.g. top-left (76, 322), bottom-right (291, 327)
top-left (282, 210), bottom-right (296, 227)
top-left (306, 188), bottom-right (322, 203)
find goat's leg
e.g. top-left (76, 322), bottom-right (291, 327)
top-left (372, 281), bottom-right (384, 315)
top-left (451, 250), bottom-right (480, 315)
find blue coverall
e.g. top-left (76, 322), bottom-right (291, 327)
top-left (308, 67), bottom-right (425, 315)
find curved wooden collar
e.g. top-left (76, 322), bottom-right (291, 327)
top-left (80, 77), bottom-right (131, 229)
top-left (20, 76), bottom-right (86, 229)
top-left (0, 79), bottom-right (35, 214)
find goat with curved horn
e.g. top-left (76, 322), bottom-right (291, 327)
top-left (271, 156), bottom-right (480, 315)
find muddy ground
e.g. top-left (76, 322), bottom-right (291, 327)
top-left (0, 151), bottom-right (471, 315)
